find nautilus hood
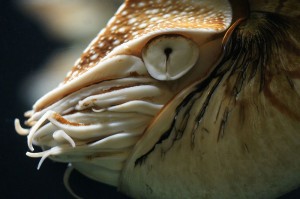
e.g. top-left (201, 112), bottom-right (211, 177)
top-left (15, 0), bottom-right (300, 198)
top-left (32, 0), bottom-right (232, 111)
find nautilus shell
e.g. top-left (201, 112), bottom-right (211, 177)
top-left (15, 0), bottom-right (300, 198)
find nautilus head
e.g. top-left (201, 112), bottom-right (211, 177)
top-left (15, 0), bottom-right (300, 198)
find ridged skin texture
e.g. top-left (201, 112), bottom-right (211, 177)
top-left (120, 2), bottom-right (300, 198)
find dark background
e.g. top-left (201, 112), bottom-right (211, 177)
top-left (0, 0), bottom-right (299, 198)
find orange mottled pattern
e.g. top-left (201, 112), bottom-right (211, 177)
top-left (53, 113), bottom-right (86, 126)
top-left (64, 0), bottom-right (231, 83)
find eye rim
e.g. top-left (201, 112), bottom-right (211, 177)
top-left (142, 34), bottom-right (200, 81)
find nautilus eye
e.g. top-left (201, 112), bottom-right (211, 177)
top-left (142, 35), bottom-right (199, 81)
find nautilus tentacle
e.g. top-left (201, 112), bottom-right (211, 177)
top-left (15, 0), bottom-right (300, 198)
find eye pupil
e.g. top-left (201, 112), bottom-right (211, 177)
top-left (164, 47), bottom-right (173, 58)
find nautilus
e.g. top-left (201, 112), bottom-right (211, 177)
top-left (15, 0), bottom-right (300, 198)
